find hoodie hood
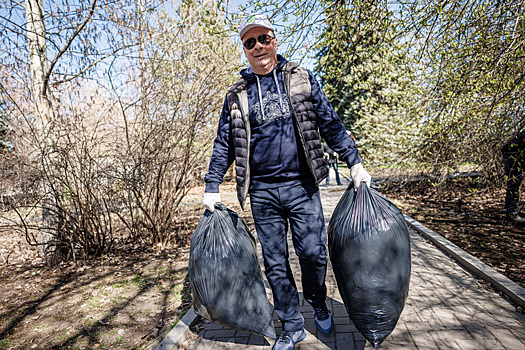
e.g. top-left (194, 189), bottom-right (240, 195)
top-left (239, 55), bottom-right (290, 126)
top-left (240, 55), bottom-right (288, 80)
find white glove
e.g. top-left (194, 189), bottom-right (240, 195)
top-left (350, 163), bottom-right (371, 191)
top-left (203, 192), bottom-right (221, 212)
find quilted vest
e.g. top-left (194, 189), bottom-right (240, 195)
top-left (227, 61), bottom-right (328, 209)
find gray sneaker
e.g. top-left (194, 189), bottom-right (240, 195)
top-left (506, 213), bottom-right (525, 224)
top-left (272, 329), bottom-right (306, 350)
top-left (313, 304), bottom-right (334, 334)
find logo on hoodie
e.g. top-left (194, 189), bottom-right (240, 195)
top-left (253, 92), bottom-right (291, 125)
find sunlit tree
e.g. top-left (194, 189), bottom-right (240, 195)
top-left (314, 0), bottom-right (422, 166)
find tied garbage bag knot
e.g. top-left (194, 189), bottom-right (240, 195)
top-left (188, 203), bottom-right (276, 339)
top-left (328, 183), bottom-right (411, 348)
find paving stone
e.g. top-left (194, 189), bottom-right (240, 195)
top-left (192, 338), bottom-right (216, 350)
top-left (487, 328), bottom-right (525, 349)
top-left (316, 330), bottom-right (336, 343)
top-left (377, 340), bottom-right (415, 349)
top-left (355, 341), bottom-right (368, 349)
top-left (297, 341), bottom-right (335, 350)
top-left (400, 305), bottom-right (422, 323)
top-left (432, 308), bottom-right (463, 327)
top-left (235, 330), bottom-right (252, 338)
top-left (304, 318), bottom-right (316, 332)
top-left (460, 321), bottom-right (497, 340)
top-left (403, 321), bottom-right (446, 332)
top-left (408, 330), bottom-right (439, 349)
top-left (300, 305), bottom-right (314, 315)
top-left (332, 316), bottom-right (351, 326)
top-left (335, 331), bottom-right (353, 349)
top-left (352, 332), bottom-right (366, 342)
top-left (512, 327), bottom-right (525, 339)
top-left (453, 338), bottom-right (506, 350)
top-left (213, 342), bottom-right (252, 349)
top-left (332, 304), bottom-right (347, 317)
top-left (201, 329), bottom-right (236, 339)
top-left (433, 339), bottom-right (463, 350)
top-left (388, 323), bottom-right (412, 343)
top-left (247, 334), bottom-right (268, 346)
top-left (430, 329), bottom-right (475, 342)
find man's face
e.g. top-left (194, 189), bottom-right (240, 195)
top-left (242, 27), bottom-right (278, 75)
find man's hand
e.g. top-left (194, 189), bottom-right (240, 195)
top-left (350, 163), bottom-right (371, 191)
top-left (203, 192), bottom-right (221, 212)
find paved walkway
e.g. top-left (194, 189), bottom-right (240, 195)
top-left (187, 184), bottom-right (525, 350)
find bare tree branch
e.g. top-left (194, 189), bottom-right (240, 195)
top-left (42, 0), bottom-right (97, 96)
top-left (52, 43), bottom-right (137, 86)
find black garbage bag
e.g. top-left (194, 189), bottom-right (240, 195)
top-left (188, 203), bottom-right (276, 339)
top-left (328, 183), bottom-right (411, 348)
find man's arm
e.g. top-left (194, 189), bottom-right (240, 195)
top-left (204, 97), bottom-right (236, 194)
top-left (308, 70), bottom-right (361, 167)
top-left (308, 70), bottom-right (371, 190)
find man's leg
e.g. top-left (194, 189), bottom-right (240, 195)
top-left (333, 162), bottom-right (341, 185)
top-left (282, 182), bottom-right (334, 333)
top-left (250, 188), bottom-right (304, 332)
top-left (283, 183), bottom-right (327, 306)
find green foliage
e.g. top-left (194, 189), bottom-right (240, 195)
top-left (231, 0), bottom-right (524, 179)
top-left (314, 0), bottom-right (423, 166)
top-left (399, 0), bottom-right (525, 176)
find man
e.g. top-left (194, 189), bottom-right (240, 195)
top-left (502, 130), bottom-right (525, 224)
top-left (322, 142), bottom-right (342, 186)
top-left (203, 13), bottom-right (371, 350)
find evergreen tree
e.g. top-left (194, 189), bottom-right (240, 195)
top-left (314, 0), bottom-right (422, 166)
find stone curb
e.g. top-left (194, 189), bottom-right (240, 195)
top-left (404, 214), bottom-right (525, 310)
top-left (154, 306), bottom-right (199, 350)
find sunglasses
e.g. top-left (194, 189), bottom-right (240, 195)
top-left (243, 34), bottom-right (275, 50)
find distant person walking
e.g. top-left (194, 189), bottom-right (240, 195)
top-left (322, 142), bottom-right (341, 186)
top-left (502, 130), bottom-right (525, 224)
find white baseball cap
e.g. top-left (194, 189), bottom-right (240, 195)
top-left (238, 13), bottom-right (274, 40)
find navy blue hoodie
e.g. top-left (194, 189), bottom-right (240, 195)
top-left (204, 56), bottom-right (361, 193)
top-left (241, 57), bottom-right (310, 189)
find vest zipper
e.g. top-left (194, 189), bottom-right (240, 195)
top-left (283, 69), bottom-right (319, 186)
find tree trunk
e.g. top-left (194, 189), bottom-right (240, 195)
top-left (138, 0), bottom-right (149, 121)
top-left (25, 0), bottom-right (57, 265)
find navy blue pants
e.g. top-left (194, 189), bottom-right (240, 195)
top-left (326, 162), bottom-right (341, 185)
top-left (503, 152), bottom-right (524, 214)
top-left (250, 181), bottom-right (328, 332)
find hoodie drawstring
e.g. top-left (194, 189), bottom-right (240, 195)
top-left (255, 71), bottom-right (286, 122)
top-left (255, 75), bottom-right (266, 121)
top-left (273, 70), bottom-right (285, 113)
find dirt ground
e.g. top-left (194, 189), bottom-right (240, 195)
top-left (0, 177), bottom-right (523, 349)
top-left (0, 184), bottom-right (250, 350)
top-left (0, 239), bottom-right (197, 350)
